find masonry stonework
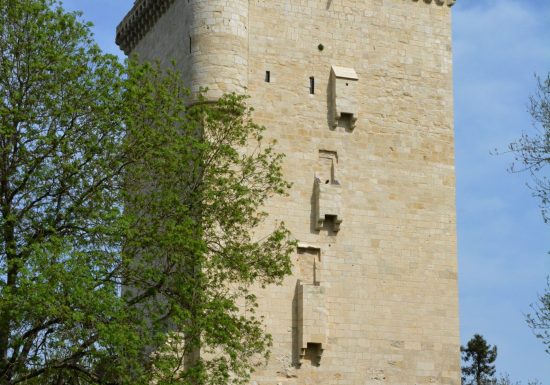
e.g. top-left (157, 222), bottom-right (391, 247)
top-left (117, 0), bottom-right (460, 384)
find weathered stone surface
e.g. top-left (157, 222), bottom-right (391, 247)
top-left (117, 0), bottom-right (460, 383)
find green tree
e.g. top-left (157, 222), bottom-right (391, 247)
top-left (526, 278), bottom-right (550, 356)
top-left (0, 0), bottom-right (294, 384)
top-left (461, 334), bottom-right (498, 385)
top-left (508, 74), bottom-right (550, 223)
top-left (0, 0), bottom-right (133, 383)
top-left (122, 63), bottom-right (295, 385)
top-left (496, 373), bottom-right (542, 385)
top-left (508, 73), bottom-right (550, 355)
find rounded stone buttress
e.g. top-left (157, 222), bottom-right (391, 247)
top-left (189, 0), bottom-right (249, 99)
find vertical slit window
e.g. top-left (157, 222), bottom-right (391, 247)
top-left (309, 76), bottom-right (315, 94)
top-left (189, 36), bottom-right (192, 54)
top-left (265, 71), bottom-right (271, 83)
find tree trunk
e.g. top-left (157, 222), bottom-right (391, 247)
top-left (0, 217), bottom-right (16, 385)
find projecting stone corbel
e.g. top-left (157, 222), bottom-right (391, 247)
top-left (314, 177), bottom-right (343, 232)
top-left (329, 66), bottom-right (358, 131)
top-left (296, 282), bottom-right (328, 367)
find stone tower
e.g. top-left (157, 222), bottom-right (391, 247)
top-left (116, 0), bottom-right (460, 384)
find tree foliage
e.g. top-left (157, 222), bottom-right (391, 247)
top-left (526, 278), bottom-right (550, 356)
top-left (0, 0), bottom-right (130, 383)
top-left (508, 73), bottom-right (550, 355)
top-left (496, 373), bottom-right (542, 385)
top-left (508, 74), bottom-right (550, 223)
top-left (0, 0), bottom-right (294, 384)
top-left (461, 334), bottom-right (497, 385)
top-left (122, 63), bottom-right (295, 385)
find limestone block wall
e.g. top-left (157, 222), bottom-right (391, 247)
top-left (117, 0), bottom-right (460, 384)
top-left (245, 1), bottom-right (459, 384)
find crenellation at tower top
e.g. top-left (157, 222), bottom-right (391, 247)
top-left (116, 0), bottom-right (456, 56)
top-left (116, 0), bottom-right (175, 55)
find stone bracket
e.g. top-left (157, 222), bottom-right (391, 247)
top-left (297, 282), bottom-right (328, 366)
top-left (330, 65), bottom-right (358, 131)
top-left (314, 178), bottom-right (342, 232)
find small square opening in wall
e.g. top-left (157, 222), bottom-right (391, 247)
top-left (265, 71), bottom-right (271, 83)
top-left (338, 112), bottom-right (354, 131)
top-left (302, 342), bottom-right (323, 367)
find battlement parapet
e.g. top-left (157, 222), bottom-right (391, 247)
top-left (414, 0), bottom-right (456, 6)
top-left (116, 0), bottom-right (455, 55)
top-left (116, 0), bottom-right (175, 55)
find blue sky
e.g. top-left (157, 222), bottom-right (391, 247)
top-left (453, 0), bottom-right (550, 382)
top-left (60, 0), bottom-right (550, 382)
